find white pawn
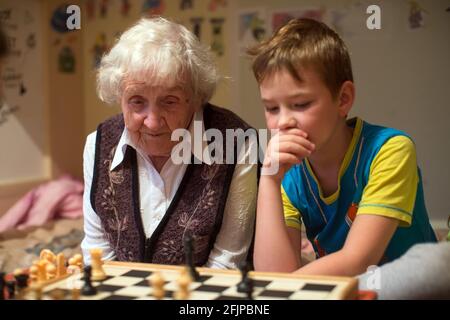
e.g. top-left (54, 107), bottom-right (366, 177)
top-left (37, 260), bottom-right (47, 282)
top-left (90, 248), bottom-right (106, 281)
top-left (149, 272), bottom-right (165, 300)
top-left (67, 257), bottom-right (81, 274)
top-left (46, 263), bottom-right (56, 280)
top-left (40, 249), bottom-right (56, 264)
top-left (73, 254), bottom-right (83, 269)
top-left (29, 260), bottom-right (39, 283)
top-left (56, 253), bottom-right (67, 278)
top-left (174, 268), bottom-right (191, 300)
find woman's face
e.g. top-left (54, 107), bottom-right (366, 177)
top-left (121, 80), bottom-right (195, 159)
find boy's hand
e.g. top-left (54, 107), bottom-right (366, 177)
top-left (262, 128), bottom-right (315, 181)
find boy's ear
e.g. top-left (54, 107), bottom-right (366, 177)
top-left (337, 81), bottom-right (355, 118)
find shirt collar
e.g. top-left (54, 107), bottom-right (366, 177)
top-left (110, 110), bottom-right (212, 172)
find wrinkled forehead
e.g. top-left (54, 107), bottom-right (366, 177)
top-left (121, 77), bottom-right (189, 98)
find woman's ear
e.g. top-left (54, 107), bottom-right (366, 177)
top-left (338, 81), bottom-right (355, 118)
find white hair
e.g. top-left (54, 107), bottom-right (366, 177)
top-left (97, 17), bottom-right (220, 107)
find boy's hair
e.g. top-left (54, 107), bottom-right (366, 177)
top-left (247, 18), bottom-right (353, 99)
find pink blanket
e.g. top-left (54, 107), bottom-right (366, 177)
top-left (0, 175), bottom-right (83, 233)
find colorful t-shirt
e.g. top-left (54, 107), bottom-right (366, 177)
top-left (282, 117), bottom-right (437, 263)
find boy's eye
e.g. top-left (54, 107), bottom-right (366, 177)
top-left (265, 106), bottom-right (279, 113)
top-left (293, 102), bottom-right (311, 109)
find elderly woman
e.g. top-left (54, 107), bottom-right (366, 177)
top-left (81, 17), bottom-right (257, 269)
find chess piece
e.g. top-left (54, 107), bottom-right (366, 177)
top-left (37, 260), bottom-right (47, 282)
top-left (237, 261), bottom-right (253, 300)
top-left (149, 272), bottom-right (165, 300)
top-left (56, 253), bottom-right (67, 277)
top-left (46, 263), bottom-right (56, 280)
top-left (0, 272), bottom-right (5, 300)
top-left (14, 271), bottom-right (29, 300)
top-left (90, 248), bottom-right (106, 281)
top-left (29, 263), bottom-right (39, 284)
top-left (40, 249), bottom-right (56, 264)
top-left (73, 254), bottom-right (84, 269)
top-left (183, 234), bottom-right (200, 281)
top-left (68, 255), bottom-right (82, 274)
top-left (81, 266), bottom-right (97, 296)
top-left (6, 280), bottom-right (15, 299)
top-left (174, 268), bottom-right (191, 300)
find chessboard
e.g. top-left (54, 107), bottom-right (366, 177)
top-left (33, 261), bottom-right (359, 300)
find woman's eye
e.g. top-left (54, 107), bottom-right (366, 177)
top-left (163, 99), bottom-right (177, 105)
top-left (162, 96), bottom-right (180, 106)
top-left (128, 98), bottom-right (144, 107)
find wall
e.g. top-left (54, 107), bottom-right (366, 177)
top-left (0, 0), bottom-right (83, 215)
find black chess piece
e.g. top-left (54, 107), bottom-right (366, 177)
top-left (237, 261), bottom-right (253, 300)
top-left (14, 273), bottom-right (29, 299)
top-left (184, 234), bottom-right (200, 281)
top-left (6, 280), bottom-right (15, 299)
top-left (15, 273), bottom-right (29, 290)
top-left (0, 272), bottom-right (5, 300)
top-left (81, 265), bottom-right (97, 296)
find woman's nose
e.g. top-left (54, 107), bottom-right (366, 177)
top-left (143, 107), bottom-right (163, 130)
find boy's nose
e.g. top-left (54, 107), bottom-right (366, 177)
top-left (278, 111), bottom-right (299, 130)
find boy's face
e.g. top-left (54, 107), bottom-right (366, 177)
top-left (260, 67), bottom-right (345, 154)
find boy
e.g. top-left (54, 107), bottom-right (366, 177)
top-left (248, 18), bottom-right (436, 276)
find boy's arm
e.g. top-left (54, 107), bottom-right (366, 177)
top-left (254, 129), bottom-right (314, 272)
top-left (295, 214), bottom-right (398, 276)
top-left (254, 176), bottom-right (302, 272)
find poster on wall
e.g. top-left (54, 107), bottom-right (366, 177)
top-left (407, 1), bottom-right (428, 30)
top-left (0, 0), bottom-right (47, 181)
top-left (238, 8), bottom-right (268, 54)
top-left (210, 17), bottom-right (225, 56)
top-left (142, 0), bottom-right (166, 15)
top-left (270, 7), bottom-right (326, 33)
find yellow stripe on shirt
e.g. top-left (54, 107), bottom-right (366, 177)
top-left (281, 186), bottom-right (302, 230)
top-left (357, 135), bottom-right (418, 227)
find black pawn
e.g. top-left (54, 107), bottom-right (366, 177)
top-left (184, 234), bottom-right (200, 281)
top-left (0, 272), bottom-right (5, 300)
top-left (6, 280), bottom-right (15, 299)
top-left (81, 266), bottom-right (97, 296)
top-left (15, 273), bottom-right (29, 299)
top-left (237, 261), bottom-right (253, 300)
top-left (15, 273), bottom-right (29, 290)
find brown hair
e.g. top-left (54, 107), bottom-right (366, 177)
top-left (247, 18), bottom-right (353, 99)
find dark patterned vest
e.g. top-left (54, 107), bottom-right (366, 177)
top-left (90, 104), bottom-right (253, 265)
